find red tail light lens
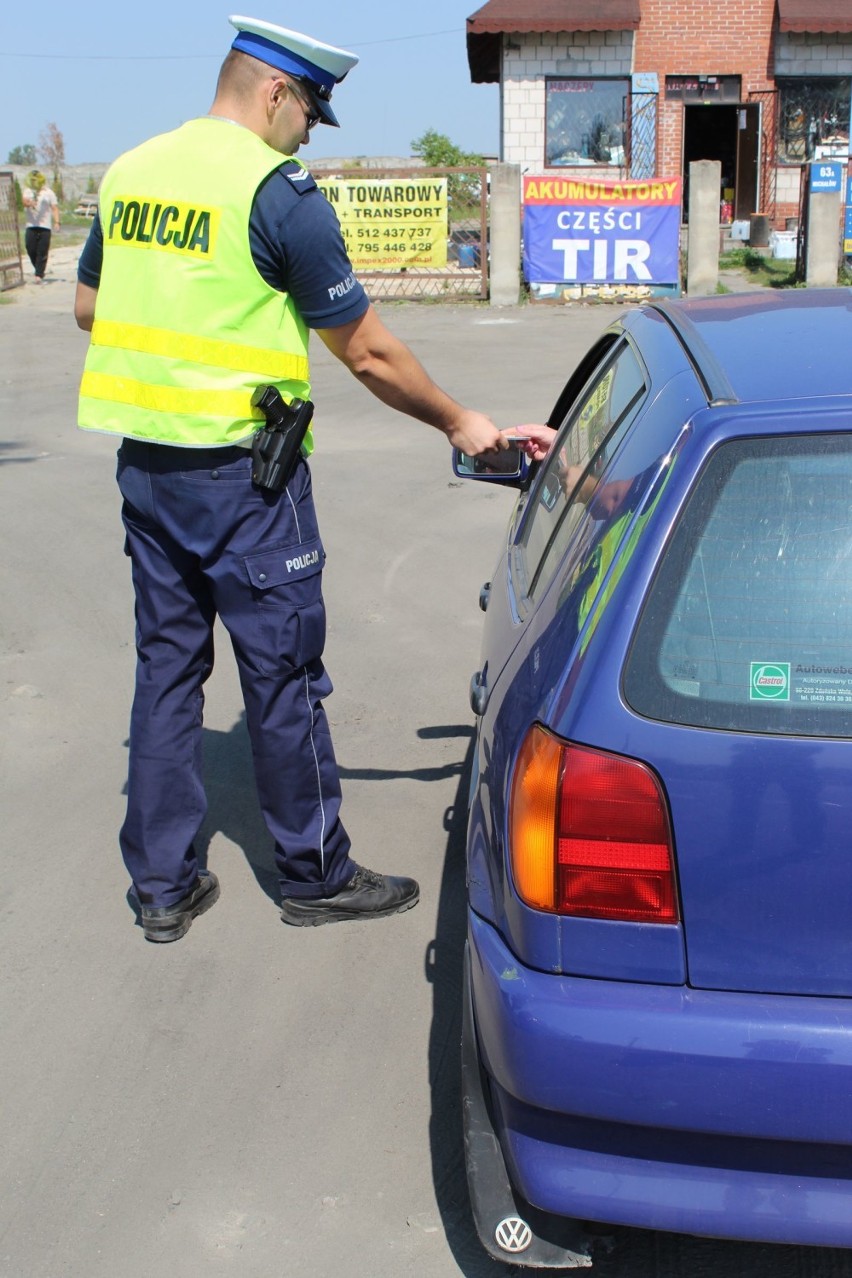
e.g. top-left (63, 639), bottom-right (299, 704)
top-left (509, 727), bottom-right (678, 923)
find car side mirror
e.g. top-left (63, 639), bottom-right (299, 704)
top-left (452, 447), bottom-right (531, 486)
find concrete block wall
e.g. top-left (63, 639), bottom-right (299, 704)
top-left (776, 166), bottom-right (803, 224)
top-left (502, 31), bottom-right (633, 172)
top-left (776, 31), bottom-right (852, 76)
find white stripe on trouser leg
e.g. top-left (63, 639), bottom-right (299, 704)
top-left (286, 488), bottom-right (302, 541)
top-left (303, 666), bottom-right (327, 873)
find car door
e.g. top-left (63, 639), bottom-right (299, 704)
top-left (467, 334), bottom-right (654, 939)
top-left (472, 333), bottom-right (647, 717)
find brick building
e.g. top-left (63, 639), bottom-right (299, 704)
top-left (466, 0), bottom-right (852, 226)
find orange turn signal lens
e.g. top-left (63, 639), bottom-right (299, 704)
top-left (509, 725), bottom-right (562, 909)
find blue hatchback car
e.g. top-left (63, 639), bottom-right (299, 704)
top-left (456, 290), bottom-right (852, 1268)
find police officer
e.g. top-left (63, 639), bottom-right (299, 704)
top-left (74, 15), bottom-right (518, 942)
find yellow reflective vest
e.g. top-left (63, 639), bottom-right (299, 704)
top-left (78, 117), bottom-right (313, 450)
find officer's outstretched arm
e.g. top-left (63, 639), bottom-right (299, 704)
top-left (74, 282), bottom-right (98, 332)
top-left (317, 303), bottom-right (505, 457)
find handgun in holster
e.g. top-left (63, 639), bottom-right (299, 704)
top-left (250, 385), bottom-right (314, 493)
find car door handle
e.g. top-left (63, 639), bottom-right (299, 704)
top-left (470, 668), bottom-right (489, 716)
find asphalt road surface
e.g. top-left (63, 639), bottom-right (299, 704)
top-left (2, 246), bottom-right (851, 1278)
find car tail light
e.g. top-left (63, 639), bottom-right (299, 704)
top-left (509, 726), bottom-right (678, 923)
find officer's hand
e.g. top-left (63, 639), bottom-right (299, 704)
top-left (445, 410), bottom-right (506, 456)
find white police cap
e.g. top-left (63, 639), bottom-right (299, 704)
top-left (228, 15), bottom-right (358, 127)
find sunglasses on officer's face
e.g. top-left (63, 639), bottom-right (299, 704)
top-left (286, 77), bottom-right (322, 131)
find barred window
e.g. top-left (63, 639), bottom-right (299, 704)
top-left (545, 78), bottom-right (628, 168)
top-left (777, 77), bottom-right (851, 164)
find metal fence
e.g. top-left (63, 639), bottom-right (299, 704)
top-left (626, 93), bottom-right (658, 180)
top-left (795, 162), bottom-right (810, 282)
top-left (0, 172), bottom-right (23, 291)
top-left (748, 88), bottom-right (779, 225)
top-left (312, 165), bottom-right (488, 301)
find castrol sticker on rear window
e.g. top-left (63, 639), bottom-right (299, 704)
top-left (750, 663), bottom-right (790, 701)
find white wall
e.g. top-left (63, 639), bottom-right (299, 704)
top-left (775, 30), bottom-right (852, 77)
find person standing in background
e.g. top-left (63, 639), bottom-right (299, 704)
top-left (22, 170), bottom-right (60, 283)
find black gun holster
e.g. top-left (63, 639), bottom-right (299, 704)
top-left (250, 386), bottom-right (315, 493)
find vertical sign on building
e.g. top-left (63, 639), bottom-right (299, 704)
top-left (809, 161), bottom-right (844, 194)
top-left (522, 177), bottom-right (682, 286)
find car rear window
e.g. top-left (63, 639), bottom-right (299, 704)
top-left (624, 435), bottom-right (852, 737)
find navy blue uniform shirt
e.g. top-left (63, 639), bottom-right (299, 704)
top-left (77, 159), bottom-right (369, 330)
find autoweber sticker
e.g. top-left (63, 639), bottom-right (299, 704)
top-left (791, 662), bottom-right (852, 706)
top-left (749, 662), bottom-right (790, 701)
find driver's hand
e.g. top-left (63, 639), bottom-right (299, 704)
top-left (502, 425), bottom-right (556, 461)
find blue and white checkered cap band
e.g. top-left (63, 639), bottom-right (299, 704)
top-left (231, 31), bottom-right (335, 95)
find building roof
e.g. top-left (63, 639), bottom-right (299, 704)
top-left (777, 0), bottom-right (852, 32)
top-left (466, 1), bottom-right (852, 82)
top-left (466, 0), bottom-right (641, 82)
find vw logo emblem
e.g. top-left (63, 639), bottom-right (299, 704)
top-left (494, 1215), bottom-right (533, 1253)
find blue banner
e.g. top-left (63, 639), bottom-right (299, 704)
top-left (522, 177), bottom-right (682, 286)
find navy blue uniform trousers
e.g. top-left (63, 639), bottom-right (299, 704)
top-left (116, 438), bottom-right (354, 908)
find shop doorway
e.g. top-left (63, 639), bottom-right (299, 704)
top-left (683, 103), bottom-right (760, 221)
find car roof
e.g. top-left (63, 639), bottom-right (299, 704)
top-left (648, 288), bottom-right (852, 407)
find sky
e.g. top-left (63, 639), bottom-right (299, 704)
top-left (0, 1), bottom-right (498, 168)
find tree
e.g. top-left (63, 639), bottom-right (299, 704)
top-left (8, 144), bottom-right (37, 166)
top-left (39, 122), bottom-right (66, 198)
top-left (411, 128), bottom-right (482, 169)
top-left (410, 129), bottom-right (484, 220)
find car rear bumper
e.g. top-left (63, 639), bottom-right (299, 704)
top-left (469, 911), bottom-right (852, 1246)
